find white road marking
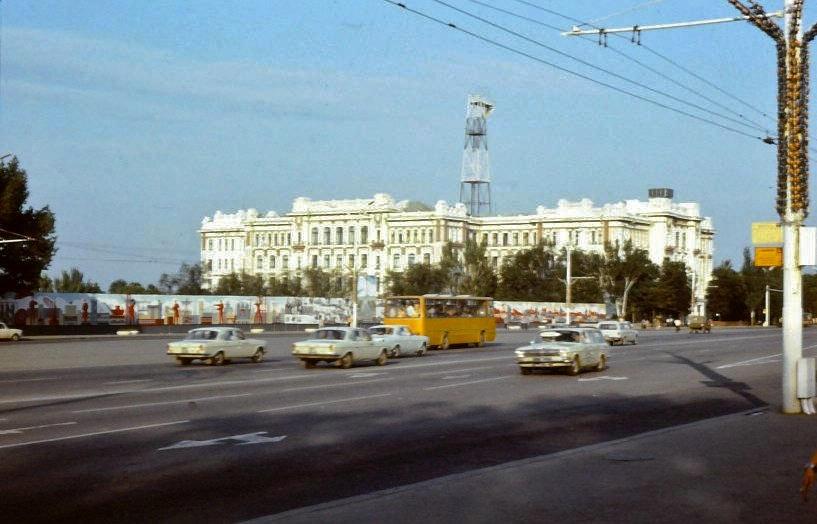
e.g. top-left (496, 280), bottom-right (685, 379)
top-left (423, 376), bottom-right (511, 390)
top-left (103, 379), bottom-right (153, 385)
top-left (0, 393), bottom-right (104, 404)
top-left (392, 356), bottom-right (510, 371)
top-left (0, 377), bottom-right (60, 384)
top-left (418, 366), bottom-right (501, 377)
top-left (258, 393), bottom-right (392, 413)
top-left (0, 420), bottom-right (189, 450)
top-left (0, 421), bottom-right (77, 435)
top-left (716, 353), bottom-right (781, 369)
top-left (346, 372), bottom-right (387, 378)
top-left (441, 375), bottom-right (473, 380)
top-left (280, 378), bottom-right (391, 393)
top-left (71, 393), bottom-right (252, 413)
top-left (158, 431), bottom-right (286, 451)
top-left (133, 374), bottom-right (317, 394)
top-left (577, 376), bottom-right (629, 382)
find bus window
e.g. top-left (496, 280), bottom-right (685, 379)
top-left (425, 299), bottom-right (444, 318)
top-left (385, 298), bottom-right (420, 318)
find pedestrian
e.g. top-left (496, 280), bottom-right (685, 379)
top-left (674, 318), bottom-right (682, 332)
top-left (801, 450), bottom-right (817, 501)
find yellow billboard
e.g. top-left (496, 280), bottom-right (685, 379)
top-left (754, 247), bottom-right (783, 267)
top-left (751, 222), bottom-right (782, 244)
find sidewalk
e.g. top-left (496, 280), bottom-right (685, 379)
top-left (252, 407), bottom-right (817, 523)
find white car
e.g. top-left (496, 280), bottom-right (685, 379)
top-left (0, 322), bottom-right (22, 342)
top-left (292, 327), bottom-right (389, 369)
top-left (515, 328), bottom-right (608, 375)
top-left (369, 324), bottom-right (429, 358)
top-left (167, 327), bottom-right (265, 365)
top-left (597, 321), bottom-right (638, 345)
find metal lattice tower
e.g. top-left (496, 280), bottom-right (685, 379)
top-left (459, 95), bottom-right (493, 216)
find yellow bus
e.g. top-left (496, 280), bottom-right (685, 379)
top-left (383, 295), bottom-right (496, 349)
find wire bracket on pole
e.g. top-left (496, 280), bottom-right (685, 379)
top-left (631, 26), bottom-right (641, 45)
top-left (598, 29), bottom-right (608, 47)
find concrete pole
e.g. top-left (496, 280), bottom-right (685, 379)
top-left (565, 244), bottom-right (572, 325)
top-left (781, 0), bottom-right (804, 414)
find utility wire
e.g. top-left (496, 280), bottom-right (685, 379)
top-left (507, 0), bottom-right (774, 122)
top-left (438, 0), bottom-right (767, 134)
top-left (0, 226), bottom-right (34, 241)
top-left (381, 0), bottom-right (768, 142)
top-left (464, 0), bottom-right (769, 133)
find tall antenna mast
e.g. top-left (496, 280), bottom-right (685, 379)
top-left (459, 94), bottom-right (493, 216)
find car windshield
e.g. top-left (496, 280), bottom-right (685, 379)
top-left (540, 330), bottom-right (581, 343)
top-left (369, 327), bottom-right (390, 335)
top-left (185, 329), bottom-right (218, 340)
top-left (314, 329), bottom-right (346, 340)
top-left (598, 323), bottom-right (617, 330)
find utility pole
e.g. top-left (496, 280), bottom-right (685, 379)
top-left (566, 0), bottom-right (813, 414)
top-left (565, 244), bottom-right (573, 325)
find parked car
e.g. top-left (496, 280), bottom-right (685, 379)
top-left (292, 327), bottom-right (389, 369)
top-left (0, 322), bottom-right (22, 342)
top-left (166, 327), bottom-right (265, 366)
top-left (597, 321), bottom-right (638, 345)
top-left (515, 328), bottom-right (608, 375)
top-left (369, 324), bottom-right (428, 357)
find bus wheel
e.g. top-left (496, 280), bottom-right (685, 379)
top-left (440, 335), bottom-right (450, 350)
top-left (477, 332), bottom-right (485, 347)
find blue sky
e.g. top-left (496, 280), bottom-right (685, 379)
top-left (1, 0), bottom-right (811, 287)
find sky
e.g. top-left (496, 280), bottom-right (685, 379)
top-left (1, 0), bottom-right (813, 288)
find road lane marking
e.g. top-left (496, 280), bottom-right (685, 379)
top-left (0, 421), bottom-right (78, 435)
top-left (258, 393), bottom-right (392, 413)
top-left (716, 353), bottom-right (781, 369)
top-left (103, 379), bottom-right (153, 385)
top-left (0, 420), bottom-right (190, 450)
top-left (280, 378), bottom-right (391, 393)
top-left (578, 376), bottom-right (629, 382)
top-left (138, 374), bottom-right (317, 393)
top-left (423, 376), bottom-right (511, 390)
top-left (71, 393), bottom-right (252, 413)
top-left (0, 377), bottom-right (60, 384)
top-left (346, 372), bottom-right (387, 378)
top-left (391, 356), bottom-right (510, 371)
top-left (0, 393), bottom-right (105, 404)
top-left (442, 375), bottom-right (473, 380)
top-left (159, 431), bottom-right (286, 451)
top-left (418, 366), bottom-right (501, 376)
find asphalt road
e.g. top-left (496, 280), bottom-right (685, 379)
top-left (0, 327), bottom-right (807, 522)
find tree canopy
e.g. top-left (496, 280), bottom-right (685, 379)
top-left (53, 268), bottom-right (102, 293)
top-left (0, 157), bottom-right (57, 296)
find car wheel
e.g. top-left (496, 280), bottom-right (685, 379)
top-left (520, 367), bottom-right (532, 375)
top-left (176, 357), bottom-right (192, 365)
top-left (11, 333), bottom-right (19, 342)
top-left (376, 350), bottom-right (387, 366)
top-left (416, 343), bottom-right (427, 357)
top-left (303, 359), bottom-right (317, 369)
top-left (210, 352), bottom-right (225, 366)
top-left (391, 345), bottom-right (401, 358)
top-left (251, 348), bottom-right (264, 363)
top-left (440, 335), bottom-right (450, 350)
top-left (596, 354), bottom-right (607, 372)
top-left (567, 356), bottom-right (581, 376)
top-left (477, 332), bottom-right (485, 347)
top-left (632, 336), bottom-right (638, 345)
top-left (338, 353), bottom-right (353, 369)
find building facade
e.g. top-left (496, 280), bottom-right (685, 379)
top-left (200, 188), bottom-right (714, 314)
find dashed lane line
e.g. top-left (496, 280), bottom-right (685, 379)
top-left (716, 353), bottom-right (781, 370)
top-left (71, 393), bottom-right (253, 413)
top-left (280, 378), bottom-right (392, 393)
top-left (103, 379), bottom-right (153, 385)
top-left (423, 376), bottom-right (512, 391)
top-left (0, 419), bottom-right (190, 450)
top-left (258, 393), bottom-right (393, 413)
top-left (0, 421), bottom-right (77, 435)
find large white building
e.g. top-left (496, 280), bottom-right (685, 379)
top-left (199, 188), bottom-right (715, 314)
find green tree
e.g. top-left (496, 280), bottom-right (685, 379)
top-left (53, 268), bottom-right (102, 293)
top-left (303, 267), bottom-right (332, 298)
top-left (566, 249), bottom-right (603, 304)
top-left (37, 273), bottom-right (54, 292)
top-left (267, 272), bottom-right (304, 296)
top-left (651, 259), bottom-right (692, 318)
top-left (239, 272), bottom-right (266, 296)
top-left (495, 242), bottom-right (562, 301)
top-left (460, 238), bottom-right (497, 297)
top-left (158, 263), bottom-right (205, 294)
top-left (386, 263), bottom-right (447, 295)
top-left (586, 240), bottom-right (657, 318)
top-left (108, 279), bottom-right (148, 294)
top-left (0, 157), bottom-right (57, 296)
top-left (213, 272), bottom-right (242, 295)
top-left (706, 260), bottom-right (748, 321)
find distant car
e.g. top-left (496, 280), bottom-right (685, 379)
top-left (688, 316), bottom-right (712, 334)
top-left (597, 321), bottom-right (638, 345)
top-left (292, 327), bottom-right (389, 369)
top-left (515, 328), bottom-right (608, 375)
top-left (166, 327), bottom-right (265, 366)
top-left (369, 324), bottom-right (428, 357)
top-left (0, 322), bottom-right (22, 342)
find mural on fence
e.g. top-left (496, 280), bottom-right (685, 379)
top-left (0, 293), bottom-right (609, 327)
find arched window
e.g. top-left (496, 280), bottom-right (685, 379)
top-left (408, 253), bottom-right (416, 266)
top-left (311, 227), bottom-right (319, 244)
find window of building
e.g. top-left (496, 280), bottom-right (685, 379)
top-left (492, 256), bottom-right (498, 267)
top-left (492, 233), bottom-right (498, 245)
top-left (523, 232), bottom-right (529, 245)
top-left (230, 259), bottom-right (234, 271)
top-left (218, 259), bottom-right (222, 270)
top-left (218, 238), bottom-right (223, 251)
top-left (429, 229), bottom-right (434, 242)
top-left (336, 227), bottom-right (343, 245)
top-left (408, 253), bottom-right (415, 265)
top-left (502, 233), bottom-right (508, 246)
top-left (257, 256), bottom-right (263, 270)
top-left (336, 255), bottom-right (342, 268)
top-left (270, 255), bottom-right (276, 269)
top-left (393, 253), bottom-right (401, 269)
top-left (513, 233), bottom-right (519, 246)
top-left (311, 227), bottom-right (318, 244)
top-left (283, 255), bottom-right (289, 269)
top-left (375, 255), bottom-right (381, 269)
top-left (297, 256), bottom-right (302, 269)
top-left (422, 230), bottom-right (427, 243)
top-left (287, 233), bottom-right (292, 245)
top-left (324, 255), bottom-right (331, 268)
top-left (324, 227), bottom-right (331, 244)
top-left (675, 231), bottom-right (680, 247)
top-left (349, 226), bottom-right (355, 244)
top-left (481, 233), bottom-right (488, 245)
top-left (398, 232), bottom-right (404, 244)
top-left (423, 253), bottom-right (431, 265)
top-left (682, 232), bottom-right (687, 249)
top-left (312, 255), bottom-right (318, 268)
top-left (208, 239), bottom-right (213, 251)
top-left (349, 254), bottom-right (355, 268)
top-left (361, 226), bottom-right (368, 243)
top-left (361, 254), bottom-right (368, 268)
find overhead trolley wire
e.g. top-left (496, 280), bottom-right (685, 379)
top-left (507, 0), bottom-right (775, 123)
top-left (381, 0), bottom-right (768, 143)
top-left (463, 0), bottom-right (770, 133)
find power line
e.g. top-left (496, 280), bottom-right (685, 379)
top-left (507, 0), bottom-right (774, 122)
top-left (462, 0), bottom-right (769, 133)
top-left (429, 0), bottom-right (768, 134)
top-left (382, 0), bottom-right (769, 142)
